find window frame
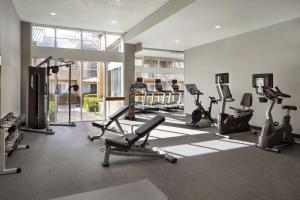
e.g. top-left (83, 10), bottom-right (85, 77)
top-left (31, 24), bottom-right (123, 52)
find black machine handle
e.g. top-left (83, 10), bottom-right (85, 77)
top-left (190, 89), bottom-right (203, 95)
top-left (209, 96), bottom-right (218, 103)
top-left (274, 87), bottom-right (291, 98)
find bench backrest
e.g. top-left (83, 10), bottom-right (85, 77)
top-left (109, 106), bottom-right (129, 120)
top-left (126, 115), bottom-right (165, 145)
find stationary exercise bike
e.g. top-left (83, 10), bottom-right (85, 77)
top-left (185, 84), bottom-right (218, 127)
top-left (253, 73), bottom-right (297, 152)
top-left (216, 73), bottom-right (254, 135)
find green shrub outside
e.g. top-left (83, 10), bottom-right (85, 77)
top-left (49, 100), bottom-right (55, 122)
top-left (83, 94), bottom-right (103, 112)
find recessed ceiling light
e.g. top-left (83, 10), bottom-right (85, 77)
top-left (112, 21), bottom-right (117, 24)
top-left (215, 25), bottom-right (221, 29)
top-left (116, 0), bottom-right (120, 2)
top-left (50, 12), bottom-right (56, 16)
top-left (175, 40), bottom-right (181, 43)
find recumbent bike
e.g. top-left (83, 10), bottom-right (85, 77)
top-left (216, 73), bottom-right (254, 135)
top-left (185, 84), bottom-right (218, 127)
top-left (253, 73), bottom-right (297, 152)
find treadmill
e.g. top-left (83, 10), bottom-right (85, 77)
top-left (152, 79), bottom-right (180, 111)
top-left (169, 79), bottom-right (184, 110)
top-left (134, 78), bottom-right (159, 113)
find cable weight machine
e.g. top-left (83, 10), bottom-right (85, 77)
top-left (50, 60), bottom-right (79, 127)
top-left (22, 57), bottom-right (79, 135)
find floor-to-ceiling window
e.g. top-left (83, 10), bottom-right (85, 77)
top-left (32, 26), bottom-right (55, 47)
top-left (31, 25), bottom-right (124, 122)
top-left (135, 55), bottom-right (184, 89)
top-left (32, 25), bottom-right (123, 52)
top-left (135, 52), bottom-right (184, 105)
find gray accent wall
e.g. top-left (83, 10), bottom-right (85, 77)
top-left (21, 21), bottom-right (31, 122)
top-left (185, 17), bottom-right (300, 134)
top-left (0, 0), bottom-right (21, 116)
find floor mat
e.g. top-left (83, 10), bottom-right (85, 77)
top-left (50, 179), bottom-right (168, 200)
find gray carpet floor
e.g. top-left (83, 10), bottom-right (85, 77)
top-left (1, 111), bottom-right (300, 200)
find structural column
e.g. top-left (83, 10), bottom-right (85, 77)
top-left (123, 43), bottom-right (136, 105)
top-left (21, 22), bottom-right (32, 124)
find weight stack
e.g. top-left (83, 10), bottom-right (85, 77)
top-left (28, 66), bottom-right (48, 129)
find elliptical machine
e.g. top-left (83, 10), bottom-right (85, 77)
top-left (185, 84), bottom-right (218, 127)
top-left (253, 73), bottom-right (297, 152)
top-left (216, 73), bottom-right (253, 135)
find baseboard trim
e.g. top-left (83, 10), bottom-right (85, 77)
top-left (250, 125), bottom-right (300, 137)
top-left (185, 113), bottom-right (300, 136)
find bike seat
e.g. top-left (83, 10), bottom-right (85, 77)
top-left (282, 105), bottom-right (297, 111)
top-left (229, 107), bottom-right (253, 113)
top-left (226, 98), bottom-right (235, 102)
top-left (229, 107), bottom-right (243, 113)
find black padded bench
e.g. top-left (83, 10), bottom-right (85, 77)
top-left (88, 106), bottom-right (129, 141)
top-left (102, 115), bottom-right (177, 167)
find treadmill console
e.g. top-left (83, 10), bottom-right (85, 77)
top-left (220, 85), bottom-right (233, 99)
top-left (155, 79), bottom-right (163, 91)
top-left (215, 73), bottom-right (229, 84)
top-left (252, 73), bottom-right (273, 95)
top-left (134, 77), bottom-right (147, 89)
top-left (252, 73), bottom-right (273, 88)
top-left (185, 84), bottom-right (200, 95)
top-left (136, 77), bottom-right (143, 83)
top-left (172, 79), bottom-right (177, 84)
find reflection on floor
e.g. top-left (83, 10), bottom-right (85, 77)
top-left (136, 113), bottom-right (188, 125)
top-left (161, 139), bottom-right (253, 158)
top-left (161, 144), bottom-right (219, 157)
top-left (117, 120), bottom-right (209, 140)
top-left (90, 111), bottom-right (255, 159)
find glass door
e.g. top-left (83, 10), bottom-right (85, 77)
top-left (34, 57), bottom-right (120, 122)
top-left (49, 61), bottom-right (81, 123)
top-left (54, 61), bottom-right (81, 123)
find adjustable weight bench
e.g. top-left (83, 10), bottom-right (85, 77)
top-left (102, 115), bottom-right (177, 167)
top-left (88, 106), bottom-right (129, 141)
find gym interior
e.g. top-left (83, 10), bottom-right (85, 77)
top-left (1, 0), bottom-right (300, 199)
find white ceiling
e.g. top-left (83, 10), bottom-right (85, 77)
top-left (129, 0), bottom-right (300, 51)
top-left (12, 0), bottom-right (168, 33)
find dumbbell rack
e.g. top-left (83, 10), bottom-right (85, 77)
top-left (0, 113), bottom-right (29, 175)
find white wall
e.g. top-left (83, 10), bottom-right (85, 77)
top-left (0, 0), bottom-right (21, 116)
top-left (185, 17), bottom-right (300, 134)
